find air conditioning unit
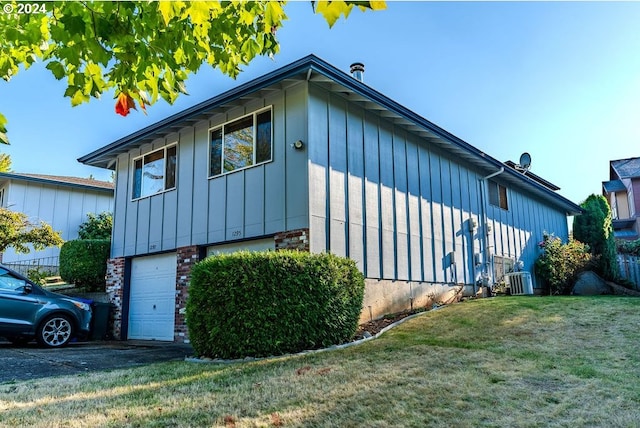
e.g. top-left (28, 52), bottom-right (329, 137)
top-left (505, 272), bottom-right (533, 295)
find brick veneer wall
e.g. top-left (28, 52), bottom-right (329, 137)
top-left (175, 245), bottom-right (200, 343)
top-left (105, 233), bottom-right (308, 343)
top-left (274, 228), bottom-right (310, 251)
top-left (105, 257), bottom-right (125, 339)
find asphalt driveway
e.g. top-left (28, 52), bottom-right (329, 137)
top-left (0, 340), bottom-right (194, 383)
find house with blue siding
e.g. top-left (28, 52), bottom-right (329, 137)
top-left (79, 55), bottom-right (581, 343)
top-left (0, 172), bottom-right (113, 273)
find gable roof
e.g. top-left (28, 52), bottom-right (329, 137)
top-left (611, 157), bottom-right (640, 179)
top-left (78, 54), bottom-right (581, 216)
top-left (0, 172), bottom-right (114, 192)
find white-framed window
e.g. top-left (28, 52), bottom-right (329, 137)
top-left (209, 106), bottom-right (272, 178)
top-left (0, 187), bottom-right (4, 207)
top-left (488, 179), bottom-right (509, 210)
top-left (131, 144), bottom-right (177, 200)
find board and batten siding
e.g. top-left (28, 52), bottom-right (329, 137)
top-left (1, 180), bottom-right (113, 262)
top-left (111, 82), bottom-right (310, 258)
top-left (307, 83), bottom-right (569, 289)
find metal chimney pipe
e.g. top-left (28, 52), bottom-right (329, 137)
top-left (350, 62), bottom-right (365, 82)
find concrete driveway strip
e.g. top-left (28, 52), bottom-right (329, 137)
top-left (0, 341), bottom-right (194, 383)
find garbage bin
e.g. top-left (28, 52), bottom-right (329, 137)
top-left (90, 302), bottom-right (113, 340)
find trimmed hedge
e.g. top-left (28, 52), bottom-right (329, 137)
top-left (59, 239), bottom-right (110, 291)
top-left (186, 250), bottom-right (365, 359)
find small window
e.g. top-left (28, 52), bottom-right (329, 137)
top-left (488, 179), bottom-right (509, 210)
top-left (132, 145), bottom-right (177, 200)
top-left (209, 107), bottom-right (273, 177)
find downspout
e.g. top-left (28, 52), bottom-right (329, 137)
top-left (478, 167), bottom-right (504, 296)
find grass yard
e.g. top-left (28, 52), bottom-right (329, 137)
top-left (1, 296), bottom-right (639, 427)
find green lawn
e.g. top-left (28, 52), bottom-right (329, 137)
top-left (1, 296), bottom-right (639, 427)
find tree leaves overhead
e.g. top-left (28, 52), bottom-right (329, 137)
top-left (0, 153), bottom-right (11, 172)
top-left (0, 1), bottom-right (385, 140)
top-left (313, 0), bottom-right (386, 28)
top-left (0, 113), bottom-right (7, 145)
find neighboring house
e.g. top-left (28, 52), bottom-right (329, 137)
top-left (79, 55), bottom-right (581, 343)
top-left (0, 172), bottom-right (114, 271)
top-left (602, 157), bottom-right (640, 240)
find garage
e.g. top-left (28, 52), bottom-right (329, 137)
top-left (128, 253), bottom-right (177, 341)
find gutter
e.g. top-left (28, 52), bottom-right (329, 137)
top-left (477, 167), bottom-right (504, 295)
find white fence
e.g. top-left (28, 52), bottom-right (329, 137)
top-left (617, 254), bottom-right (640, 290)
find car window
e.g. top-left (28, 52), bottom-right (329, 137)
top-left (0, 268), bottom-right (27, 292)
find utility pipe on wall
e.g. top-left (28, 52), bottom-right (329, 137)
top-left (477, 167), bottom-right (504, 295)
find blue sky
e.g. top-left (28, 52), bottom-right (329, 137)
top-left (1, 1), bottom-right (639, 207)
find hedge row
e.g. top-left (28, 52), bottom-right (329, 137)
top-left (59, 239), bottom-right (110, 292)
top-left (186, 250), bottom-right (365, 359)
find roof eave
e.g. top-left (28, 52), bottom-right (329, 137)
top-left (78, 54), bottom-right (325, 169)
top-left (0, 172), bottom-right (114, 193)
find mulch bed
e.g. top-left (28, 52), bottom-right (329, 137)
top-left (353, 309), bottom-right (427, 340)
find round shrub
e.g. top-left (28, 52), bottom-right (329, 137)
top-left (535, 234), bottom-right (593, 295)
top-left (59, 239), bottom-right (110, 291)
top-left (186, 250), bottom-right (365, 359)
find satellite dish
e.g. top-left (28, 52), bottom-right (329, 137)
top-left (519, 152), bottom-right (532, 171)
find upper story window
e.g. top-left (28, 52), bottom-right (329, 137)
top-left (488, 179), bottom-right (509, 210)
top-left (209, 107), bottom-right (272, 178)
top-left (132, 145), bottom-right (177, 200)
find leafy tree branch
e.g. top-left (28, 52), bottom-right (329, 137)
top-left (0, 1), bottom-right (385, 145)
top-left (0, 207), bottom-right (64, 253)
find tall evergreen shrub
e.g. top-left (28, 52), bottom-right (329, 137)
top-left (572, 194), bottom-right (619, 281)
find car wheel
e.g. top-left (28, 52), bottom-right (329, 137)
top-left (37, 314), bottom-right (74, 348)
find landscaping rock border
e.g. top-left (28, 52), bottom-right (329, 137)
top-left (185, 306), bottom-right (444, 365)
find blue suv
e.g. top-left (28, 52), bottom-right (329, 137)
top-left (0, 265), bottom-right (92, 347)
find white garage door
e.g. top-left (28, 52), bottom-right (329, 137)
top-left (128, 253), bottom-right (177, 341)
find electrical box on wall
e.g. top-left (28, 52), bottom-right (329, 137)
top-left (474, 253), bottom-right (482, 266)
